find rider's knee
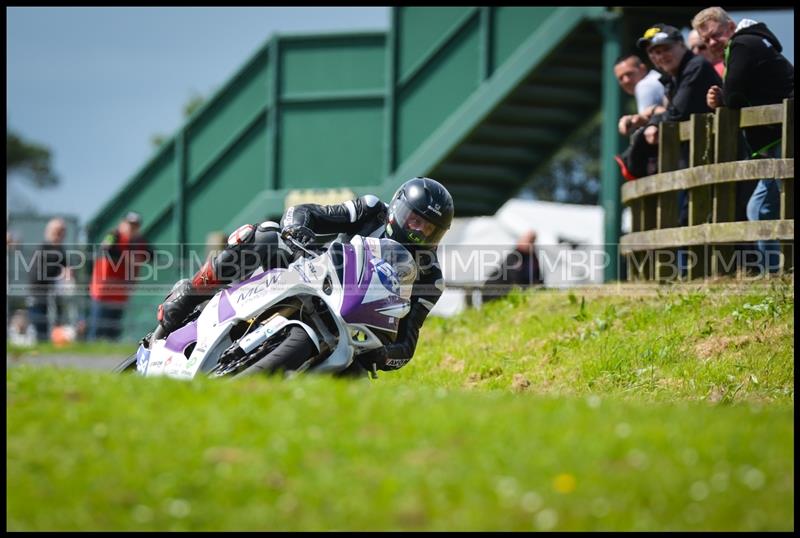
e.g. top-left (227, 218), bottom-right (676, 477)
top-left (210, 221), bottom-right (285, 281)
top-left (211, 224), bottom-right (258, 281)
top-left (253, 221), bottom-right (289, 269)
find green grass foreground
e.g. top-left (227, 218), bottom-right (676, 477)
top-left (6, 277), bottom-right (794, 531)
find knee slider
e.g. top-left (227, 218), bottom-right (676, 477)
top-left (227, 224), bottom-right (256, 247)
top-left (253, 226), bottom-right (284, 269)
top-left (213, 224), bottom-right (259, 281)
top-left (257, 221), bottom-right (281, 233)
top-left (212, 248), bottom-right (246, 281)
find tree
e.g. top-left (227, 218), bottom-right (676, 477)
top-left (182, 92), bottom-right (206, 119)
top-left (150, 91), bottom-right (206, 148)
top-left (519, 115), bottom-right (602, 206)
top-left (6, 129), bottom-right (59, 188)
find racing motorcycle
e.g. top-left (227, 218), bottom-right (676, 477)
top-left (113, 234), bottom-right (416, 380)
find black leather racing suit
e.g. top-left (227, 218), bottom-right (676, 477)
top-left (281, 194), bottom-right (445, 371)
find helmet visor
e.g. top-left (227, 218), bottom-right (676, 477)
top-left (391, 199), bottom-right (448, 246)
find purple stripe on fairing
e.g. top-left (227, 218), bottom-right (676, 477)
top-left (225, 268), bottom-right (283, 294)
top-left (165, 320), bottom-right (198, 353)
top-left (218, 290), bottom-right (235, 323)
top-left (340, 243), bottom-right (368, 313)
top-left (339, 241), bottom-right (403, 332)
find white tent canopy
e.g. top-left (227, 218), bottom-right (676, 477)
top-left (431, 199), bottom-right (629, 317)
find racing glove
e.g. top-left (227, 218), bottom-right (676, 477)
top-left (282, 225), bottom-right (316, 247)
top-left (355, 301), bottom-right (431, 372)
top-left (356, 347), bottom-right (389, 372)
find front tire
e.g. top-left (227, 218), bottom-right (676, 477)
top-left (112, 352), bottom-right (138, 373)
top-left (233, 326), bottom-right (318, 378)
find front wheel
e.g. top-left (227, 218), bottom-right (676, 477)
top-left (112, 331), bottom-right (156, 374)
top-left (112, 352), bottom-right (138, 373)
top-left (209, 326), bottom-right (318, 378)
top-left (234, 326), bottom-right (318, 378)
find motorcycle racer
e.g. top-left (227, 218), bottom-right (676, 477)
top-left (156, 177), bottom-right (454, 373)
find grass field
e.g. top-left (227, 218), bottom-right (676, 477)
top-left (6, 276), bottom-right (794, 531)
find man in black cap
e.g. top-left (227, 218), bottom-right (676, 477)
top-left (614, 25), bottom-right (721, 182)
top-left (637, 23), bottom-right (721, 148)
top-left (635, 24), bottom-right (722, 276)
top-left (638, 24), bottom-right (721, 196)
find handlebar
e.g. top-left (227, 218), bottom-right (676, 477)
top-left (281, 231), bottom-right (322, 259)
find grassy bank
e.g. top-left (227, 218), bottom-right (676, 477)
top-left (6, 276), bottom-right (794, 531)
top-left (389, 277), bottom-right (794, 404)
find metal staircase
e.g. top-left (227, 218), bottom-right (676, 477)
top-left (387, 7), bottom-right (707, 217)
top-left (428, 21), bottom-right (605, 216)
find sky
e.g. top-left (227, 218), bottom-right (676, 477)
top-left (6, 7), bottom-right (794, 229)
top-left (7, 7), bottom-right (391, 226)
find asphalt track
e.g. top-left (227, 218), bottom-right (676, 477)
top-left (7, 354), bottom-right (127, 372)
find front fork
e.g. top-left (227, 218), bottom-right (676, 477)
top-left (149, 324), bottom-right (167, 344)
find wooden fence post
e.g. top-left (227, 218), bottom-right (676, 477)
top-left (628, 199), bottom-right (643, 281)
top-left (625, 197), bottom-right (657, 281)
top-left (780, 98), bottom-right (794, 273)
top-left (711, 107), bottom-right (740, 277)
top-left (656, 121), bottom-right (681, 282)
top-left (687, 113), bottom-right (713, 280)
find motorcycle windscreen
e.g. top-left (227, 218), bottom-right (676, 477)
top-left (338, 239), bottom-right (412, 332)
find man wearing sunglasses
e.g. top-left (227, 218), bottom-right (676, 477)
top-left (688, 28), bottom-right (724, 76)
top-left (693, 6), bottom-right (794, 273)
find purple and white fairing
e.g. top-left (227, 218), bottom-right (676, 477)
top-left (164, 320), bottom-right (198, 354)
top-left (160, 269), bottom-right (286, 357)
top-left (218, 268), bottom-right (286, 322)
top-left (137, 234), bottom-right (413, 379)
top-left (337, 238), bottom-right (413, 333)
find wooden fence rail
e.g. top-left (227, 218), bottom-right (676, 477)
top-left (620, 98), bottom-right (794, 281)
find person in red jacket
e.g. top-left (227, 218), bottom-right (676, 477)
top-left (88, 211), bottom-right (152, 340)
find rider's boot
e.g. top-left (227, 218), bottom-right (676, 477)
top-left (157, 259), bottom-right (223, 336)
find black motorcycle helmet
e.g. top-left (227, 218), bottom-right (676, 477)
top-left (385, 177), bottom-right (454, 248)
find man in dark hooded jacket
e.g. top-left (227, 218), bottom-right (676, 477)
top-left (696, 8), bottom-right (794, 272)
top-left (696, 8), bottom-right (794, 152)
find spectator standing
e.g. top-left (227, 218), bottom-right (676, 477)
top-left (696, 7), bottom-right (794, 273)
top-left (484, 230), bottom-right (543, 302)
top-left (614, 54), bottom-right (666, 136)
top-left (27, 218), bottom-right (72, 341)
top-left (696, 8), bottom-right (794, 150)
top-left (7, 230), bottom-right (24, 318)
top-left (637, 24), bottom-right (721, 147)
top-left (635, 24), bottom-right (722, 276)
top-left (88, 211), bottom-right (153, 340)
top-left (688, 28), bottom-right (724, 77)
top-left (637, 24), bottom-right (721, 223)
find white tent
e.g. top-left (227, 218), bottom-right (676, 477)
top-left (430, 199), bottom-right (630, 317)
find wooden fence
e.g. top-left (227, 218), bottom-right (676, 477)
top-left (620, 98), bottom-right (794, 281)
